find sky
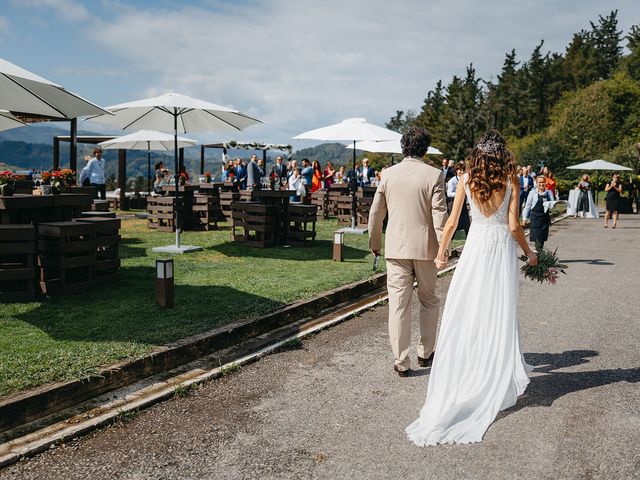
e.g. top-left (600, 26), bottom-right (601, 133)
top-left (3, 0), bottom-right (640, 150)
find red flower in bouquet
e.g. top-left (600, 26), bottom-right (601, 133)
top-left (41, 171), bottom-right (52, 184)
top-left (204, 171), bottom-right (212, 183)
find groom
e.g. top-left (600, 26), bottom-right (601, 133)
top-left (368, 127), bottom-right (449, 377)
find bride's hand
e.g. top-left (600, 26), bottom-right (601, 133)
top-left (527, 252), bottom-right (538, 266)
top-left (435, 253), bottom-right (448, 269)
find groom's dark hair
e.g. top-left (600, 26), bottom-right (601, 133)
top-left (401, 127), bottom-right (432, 158)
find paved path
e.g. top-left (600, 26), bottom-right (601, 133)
top-left (2, 214), bottom-right (639, 480)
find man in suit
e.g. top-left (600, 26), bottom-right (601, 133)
top-left (271, 155), bottom-right (288, 181)
top-left (441, 158), bottom-right (455, 185)
top-left (519, 166), bottom-right (534, 214)
top-left (246, 154), bottom-right (262, 190)
top-left (234, 158), bottom-right (247, 189)
top-left (358, 157), bottom-right (376, 187)
top-left (368, 127), bottom-right (449, 377)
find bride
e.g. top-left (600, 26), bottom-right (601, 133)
top-left (406, 130), bottom-right (538, 446)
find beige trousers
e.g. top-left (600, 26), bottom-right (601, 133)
top-left (386, 259), bottom-right (439, 370)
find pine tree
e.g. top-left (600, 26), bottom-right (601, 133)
top-left (590, 10), bottom-right (622, 79)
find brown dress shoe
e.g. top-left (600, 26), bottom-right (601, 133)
top-left (417, 351), bottom-right (435, 367)
top-left (394, 365), bottom-right (410, 377)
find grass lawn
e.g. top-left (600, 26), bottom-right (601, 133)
top-left (0, 215), bottom-right (467, 398)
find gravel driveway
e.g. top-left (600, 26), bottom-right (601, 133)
top-left (2, 214), bottom-right (639, 480)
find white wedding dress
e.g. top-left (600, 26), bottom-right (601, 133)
top-left (406, 175), bottom-right (532, 446)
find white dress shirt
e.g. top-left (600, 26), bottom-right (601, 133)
top-left (446, 176), bottom-right (459, 198)
top-left (84, 156), bottom-right (105, 184)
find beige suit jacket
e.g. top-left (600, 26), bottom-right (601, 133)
top-left (368, 157), bottom-right (448, 260)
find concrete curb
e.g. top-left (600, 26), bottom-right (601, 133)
top-left (0, 272), bottom-right (387, 435)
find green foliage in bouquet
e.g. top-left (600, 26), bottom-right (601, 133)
top-left (519, 241), bottom-right (568, 284)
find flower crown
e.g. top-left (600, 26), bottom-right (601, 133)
top-left (475, 139), bottom-right (504, 154)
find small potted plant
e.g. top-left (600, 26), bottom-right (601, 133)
top-left (50, 170), bottom-right (65, 195)
top-left (0, 170), bottom-right (15, 196)
top-left (178, 171), bottom-right (188, 186)
top-left (60, 168), bottom-right (76, 189)
top-left (204, 171), bottom-right (212, 183)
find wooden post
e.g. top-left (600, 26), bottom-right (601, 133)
top-left (200, 145), bottom-right (205, 175)
top-left (70, 118), bottom-right (77, 173)
top-left (118, 149), bottom-right (127, 210)
top-left (179, 148), bottom-right (184, 172)
top-left (53, 136), bottom-right (60, 171)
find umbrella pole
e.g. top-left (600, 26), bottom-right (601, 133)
top-left (147, 143), bottom-right (151, 195)
top-left (351, 140), bottom-right (357, 229)
top-left (174, 109), bottom-right (181, 248)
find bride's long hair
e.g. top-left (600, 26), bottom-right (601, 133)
top-left (467, 130), bottom-right (516, 203)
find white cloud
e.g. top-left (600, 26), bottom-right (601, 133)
top-left (14, 0), bottom-right (90, 22)
top-left (84, 0), bottom-right (640, 145)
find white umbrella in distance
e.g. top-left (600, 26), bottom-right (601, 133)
top-left (87, 92), bottom-right (262, 254)
top-left (98, 130), bottom-right (198, 194)
top-left (293, 118), bottom-right (401, 232)
top-left (0, 110), bottom-right (27, 131)
top-left (567, 159), bottom-right (632, 204)
top-left (347, 139), bottom-right (443, 155)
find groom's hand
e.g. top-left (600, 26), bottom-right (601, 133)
top-left (435, 254), bottom-right (448, 269)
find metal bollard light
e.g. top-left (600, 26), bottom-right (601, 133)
top-left (156, 259), bottom-right (174, 308)
top-left (333, 230), bottom-right (344, 262)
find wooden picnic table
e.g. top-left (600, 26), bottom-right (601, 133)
top-left (252, 189), bottom-right (295, 244)
top-left (161, 185), bottom-right (200, 230)
top-left (0, 194), bottom-right (93, 225)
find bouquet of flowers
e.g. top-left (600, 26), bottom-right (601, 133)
top-left (520, 242), bottom-right (568, 285)
top-left (0, 170), bottom-right (15, 186)
top-left (204, 171), bottom-right (212, 183)
top-left (178, 172), bottom-right (189, 185)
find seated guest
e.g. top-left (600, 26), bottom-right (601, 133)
top-left (522, 175), bottom-right (553, 248)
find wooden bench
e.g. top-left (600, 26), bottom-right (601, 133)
top-left (311, 190), bottom-right (328, 218)
top-left (0, 224), bottom-right (36, 302)
top-left (219, 191), bottom-right (240, 220)
top-left (335, 195), bottom-right (353, 226)
top-left (146, 196), bottom-right (181, 232)
top-left (37, 221), bottom-right (96, 295)
top-left (231, 202), bottom-right (278, 248)
top-left (288, 204), bottom-right (318, 246)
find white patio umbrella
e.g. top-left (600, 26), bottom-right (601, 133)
top-left (567, 159), bottom-right (632, 203)
top-left (347, 139), bottom-right (443, 155)
top-left (0, 58), bottom-right (108, 119)
top-left (98, 130), bottom-right (198, 194)
top-left (86, 92), bottom-right (262, 254)
top-left (0, 57), bottom-right (110, 172)
top-left (0, 110), bottom-right (27, 131)
top-left (293, 118), bottom-right (401, 232)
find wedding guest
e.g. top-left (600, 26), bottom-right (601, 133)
top-left (85, 147), bottom-right (106, 199)
top-left (311, 160), bottom-right (323, 192)
top-left (574, 174), bottom-right (591, 218)
top-left (527, 164), bottom-right (537, 179)
top-left (446, 161), bottom-right (470, 235)
top-left (270, 155), bottom-right (287, 181)
top-left (522, 175), bottom-right (553, 248)
top-left (519, 166), bottom-right (534, 214)
top-left (358, 158), bottom-right (375, 187)
top-left (246, 154), bottom-right (262, 190)
top-left (604, 173), bottom-right (623, 228)
top-left (234, 158), bottom-right (247, 189)
top-left (178, 165), bottom-right (189, 184)
top-left (335, 165), bottom-right (346, 184)
top-left (441, 158), bottom-right (455, 185)
top-left (287, 159), bottom-right (298, 179)
top-left (545, 171), bottom-right (557, 200)
top-left (288, 167), bottom-right (303, 202)
top-left (153, 161), bottom-right (165, 194)
top-left (257, 158), bottom-right (266, 178)
top-left (323, 161), bottom-right (335, 189)
top-left (300, 158), bottom-right (313, 189)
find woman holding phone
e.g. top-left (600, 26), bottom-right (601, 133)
top-left (604, 173), bottom-right (623, 228)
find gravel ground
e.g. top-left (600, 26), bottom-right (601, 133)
top-left (2, 214), bottom-right (639, 480)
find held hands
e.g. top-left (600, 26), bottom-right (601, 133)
top-left (435, 252), bottom-right (448, 269)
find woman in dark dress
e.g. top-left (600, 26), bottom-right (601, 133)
top-left (575, 174), bottom-right (591, 218)
top-left (446, 162), bottom-right (471, 236)
top-left (604, 173), bottom-right (623, 228)
top-left (522, 176), bottom-right (553, 248)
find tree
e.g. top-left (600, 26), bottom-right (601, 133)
top-left (415, 80), bottom-right (446, 143)
top-left (385, 110), bottom-right (416, 133)
top-left (590, 10), bottom-right (622, 79)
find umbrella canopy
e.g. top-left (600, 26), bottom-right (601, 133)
top-left (0, 57), bottom-right (109, 119)
top-left (0, 110), bottom-right (27, 132)
top-left (292, 117), bottom-right (400, 142)
top-left (347, 139), bottom-right (443, 155)
top-left (86, 92), bottom-right (261, 133)
top-left (97, 130), bottom-right (197, 151)
top-left (293, 118), bottom-right (402, 231)
top-left (87, 93), bottom-right (262, 253)
top-left (567, 159), bottom-right (632, 171)
top-left (98, 130), bottom-right (198, 194)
